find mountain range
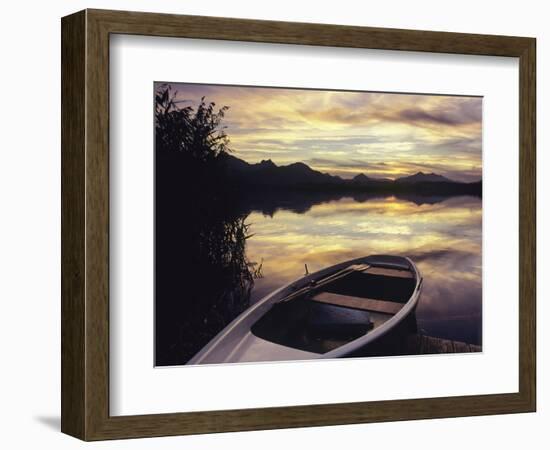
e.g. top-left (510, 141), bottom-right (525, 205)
top-left (221, 154), bottom-right (480, 195)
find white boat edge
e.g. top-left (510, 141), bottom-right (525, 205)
top-left (186, 255), bottom-right (423, 365)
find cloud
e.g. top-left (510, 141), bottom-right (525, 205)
top-left (299, 107), bottom-right (369, 125)
top-left (156, 82), bottom-right (482, 181)
top-left (399, 108), bottom-right (469, 126)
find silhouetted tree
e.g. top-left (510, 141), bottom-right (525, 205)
top-left (154, 84), bottom-right (255, 365)
top-left (155, 84), bottom-right (230, 162)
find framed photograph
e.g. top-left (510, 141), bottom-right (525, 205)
top-left (61, 9), bottom-right (536, 440)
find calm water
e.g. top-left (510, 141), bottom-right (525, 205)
top-left (245, 194), bottom-right (482, 346)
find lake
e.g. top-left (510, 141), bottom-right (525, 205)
top-left (155, 189), bottom-right (482, 365)
top-left (245, 194), bottom-right (482, 346)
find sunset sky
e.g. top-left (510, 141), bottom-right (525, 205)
top-left (159, 83), bottom-right (482, 182)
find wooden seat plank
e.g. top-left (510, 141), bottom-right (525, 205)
top-left (362, 267), bottom-right (413, 279)
top-left (311, 291), bottom-right (403, 315)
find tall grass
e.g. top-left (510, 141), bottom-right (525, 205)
top-left (154, 84), bottom-right (256, 365)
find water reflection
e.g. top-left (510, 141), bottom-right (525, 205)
top-left (156, 191), bottom-right (482, 365)
top-left (246, 195), bottom-right (482, 346)
top-left (154, 152), bottom-right (255, 367)
top-left (154, 85), bottom-right (482, 365)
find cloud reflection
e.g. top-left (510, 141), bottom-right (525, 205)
top-left (246, 195), bottom-right (482, 345)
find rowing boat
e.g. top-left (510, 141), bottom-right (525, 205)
top-left (187, 255), bottom-right (422, 365)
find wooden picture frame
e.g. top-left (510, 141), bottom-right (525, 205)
top-left (61, 9), bottom-right (536, 441)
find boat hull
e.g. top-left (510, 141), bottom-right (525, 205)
top-left (187, 255), bottom-right (422, 365)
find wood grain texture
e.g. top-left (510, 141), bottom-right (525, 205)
top-left (364, 267), bottom-right (414, 278)
top-left (88, 8), bottom-right (532, 56)
top-left (61, 8), bottom-right (537, 441)
top-left (85, 10), bottom-right (111, 440)
top-left (61, 10), bottom-right (86, 439)
top-left (312, 291), bottom-right (403, 314)
top-left (518, 38), bottom-right (536, 411)
top-left (401, 335), bottom-right (481, 355)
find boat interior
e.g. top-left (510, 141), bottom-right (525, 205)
top-left (251, 264), bottom-right (417, 354)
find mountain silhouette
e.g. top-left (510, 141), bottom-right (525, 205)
top-left (223, 155), bottom-right (343, 187)
top-left (395, 171), bottom-right (454, 184)
top-left (221, 154), bottom-right (481, 196)
top-left (352, 173), bottom-right (393, 185)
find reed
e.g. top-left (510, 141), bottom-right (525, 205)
top-left (154, 85), bottom-right (256, 365)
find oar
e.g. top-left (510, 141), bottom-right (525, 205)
top-left (278, 263), bottom-right (370, 304)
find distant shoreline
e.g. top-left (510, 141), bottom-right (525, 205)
top-left (222, 153), bottom-right (482, 197)
top-left (231, 180), bottom-right (482, 197)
